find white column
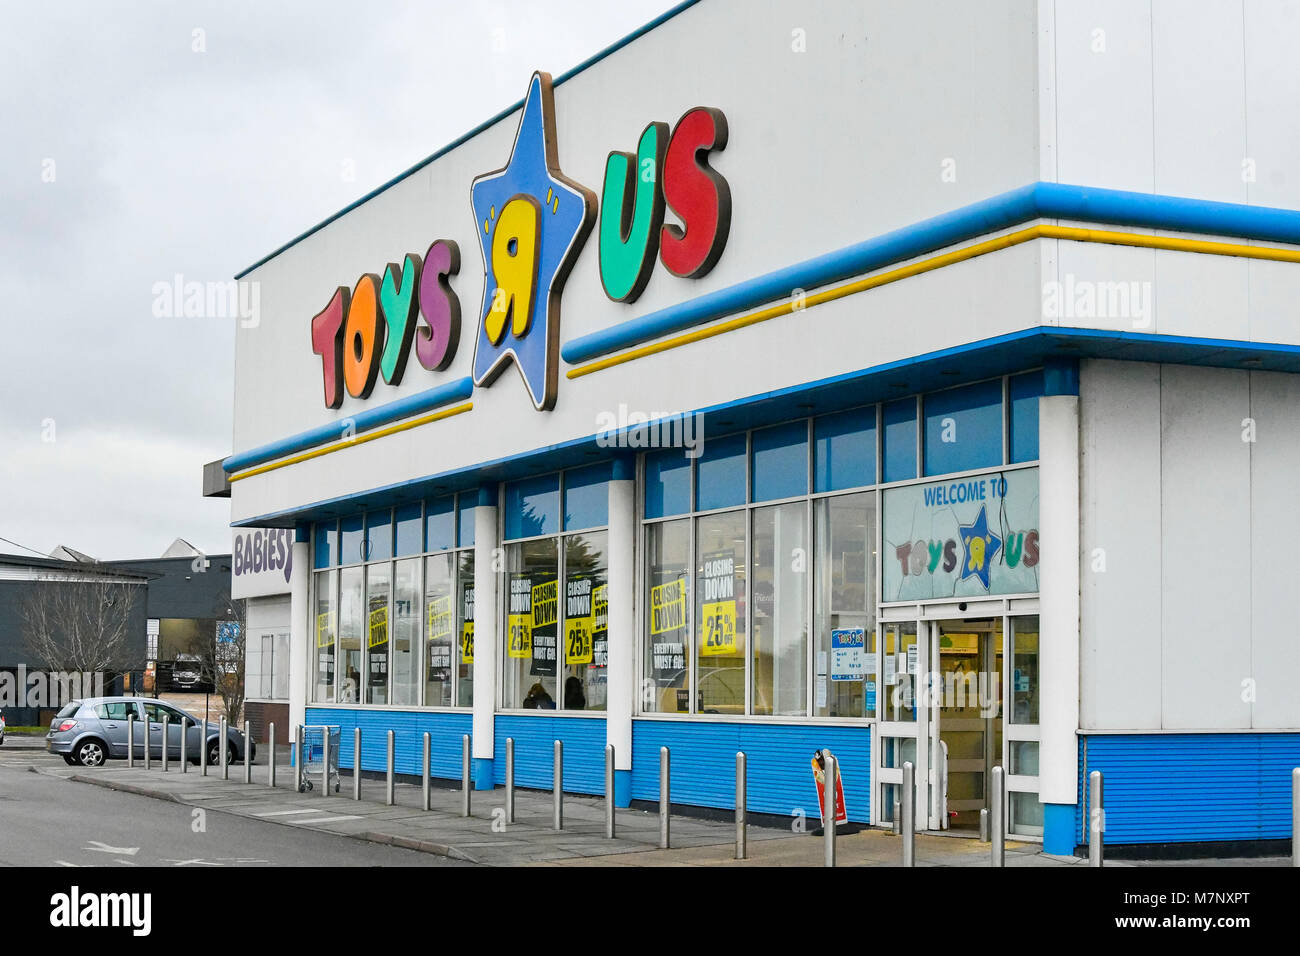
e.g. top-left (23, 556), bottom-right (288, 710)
top-left (288, 535), bottom-right (310, 736)
top-left (1039, 394), bottom-right (1080, 807)
top-left (471, 488), bottom-right (499, 778)
top-left (607, 469), bottom-right (636, 797)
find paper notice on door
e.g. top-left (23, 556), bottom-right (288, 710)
top-left (907, 643), bottom-right (918, 675)
top-left (815, 677), bottom-right (828, 709)
top-left (883, 652), bottom-right (897, 685)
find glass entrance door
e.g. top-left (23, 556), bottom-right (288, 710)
top-left (931, 618), bottom-right (1003, 831)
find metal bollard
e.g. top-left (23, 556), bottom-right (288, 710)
top-left (293, 725), bottom-right (302, 791)
top-left (243, 720), bottom-right (252, 784)
top-left (322, 725), bottom-right (332, 797)
top-left (604, 744), bottom-right (616, 839)
top-left (892, 797), bottom-right (901, 835)
top-left (1293, 767), bottom-right (1300, 868)
top-left (161, 713), bottom-right (169, 772)
top-left (180, 717), bottom-right (188, 773)
top-left (1089, 770), bottom-right (1104, 867)
top-left (353, 728), bottom-right (362, 800)
top-left (144, 714), bottom-right (152, 771)
top-left (505, 737), bottom-right (515, 824)
top-left (991, 765), bottom-right (1005, 867)
top-left (202, 720), bottom-right (210, 777)
top-left (127, 713), bottom-right (135, 767)
top-left (823, 750), bottom-right (837, 867)
top-left (658, 746), bottom-right (670, 849)
top-left (553, 740), bottom-right (563, 831)
top-left (267, 722), bottom-right (275, 788)
top-left (461, 735), bottom-right (472, 817)
top-left (979, 807), bottom-right (989, 842)
top-left (901, 762), bottom-right (915, 867)
top-left (735, 751), bottom-right (747, 860)
top-left (422, 733), bottom-right (432, 812)
top-left (385, 730), bottom-right (395, 806)
top-left (219, 716), bottom-right (228, 780)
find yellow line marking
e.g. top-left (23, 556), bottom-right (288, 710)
top-left (566, 225), bottom-right (1300, 379)
top-left (228, 401), bottom-right (473, 482)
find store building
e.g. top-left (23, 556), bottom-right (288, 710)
top-left (222, 0), bottom-right (1300, 853)
top-left (231, 527), bottom-right (293, 744)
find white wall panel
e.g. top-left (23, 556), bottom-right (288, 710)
top-left (1248, 371), bottom-right (1300, 728)
top-left (1079, 360), bottom-right (1162, 729)
top-left (1160, 365), bottom-right (1251, 729)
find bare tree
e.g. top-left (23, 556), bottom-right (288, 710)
top-left (20, 572), bottom-right (144, 673)
top-left (183, 598), bottom-right (247, 724)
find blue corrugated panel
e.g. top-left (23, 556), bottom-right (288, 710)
top-left (492, 715), bottom-right (608, 794)
top-left (630, 721), bottom-right (871, 824)
top-left (1076, 733), bottom-right (1300, 845)
top-left (305, 707), bottom-right (472, 781)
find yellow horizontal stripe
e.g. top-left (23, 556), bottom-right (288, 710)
top-left (229, 401), bottom-right (473, 482)
top-left (567, 224), bottom-right (1300, 379)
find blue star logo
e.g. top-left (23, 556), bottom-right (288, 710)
top-left (469, 72), bottom-right (596, 410)
top-left (958, 504), bottom-right (1002, 590)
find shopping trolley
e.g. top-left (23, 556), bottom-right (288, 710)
top-left (299, 725), bottom-right (341, 793)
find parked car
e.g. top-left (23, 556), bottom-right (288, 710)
top-left (45, 697), bottom-right (253, 768)
top-left (171, 653), bottom-right (208, 691)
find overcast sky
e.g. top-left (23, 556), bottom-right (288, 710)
top-left (0, 0), bottom-right (677, 561)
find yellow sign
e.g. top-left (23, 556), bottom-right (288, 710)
top-left (565, 615), bottom-right (593, 665)
top-left (649, 578), bottom-right (686, 635)
top-left (426, 597), bottom-right (453, 642)
top-left (315, 611), bottom-right (335, 648)
top-left (507, 613), bottom-right (532, 658)
top-left (593, 584), bottom-right (608, 632)
top-left (531, 579), bottom-right (558, 628)
top-left (461, 621), bottom-right (474, 664)
top-left (368, 606), bottom-right (388, 647)
top-left (699, 599), bottom-right (737, 656)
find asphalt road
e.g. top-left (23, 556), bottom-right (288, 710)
top-left (0, 750), bottom-right (470, 867)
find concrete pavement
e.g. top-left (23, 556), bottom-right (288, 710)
top-left (16, 743), bottom-right (1106, 867)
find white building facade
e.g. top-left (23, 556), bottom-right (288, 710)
top-left (224, 0), bottom-right (1300, 852)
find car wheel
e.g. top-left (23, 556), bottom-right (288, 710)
top-left (207, 739), bottom-right (234, 766)
top-left (63, 754), bottom-right (76, 766)
top-left (75, 739), bottom-right (107, 767)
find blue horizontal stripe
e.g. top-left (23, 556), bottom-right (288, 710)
top-left (1077, 732), bottom-right (1300, 846)
top-left (561, 181), bottom-right (1300, 364)
top-left (223, 376), bottom-right (474, 473)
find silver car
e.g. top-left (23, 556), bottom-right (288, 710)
top-left (46, 696), bottom-right (254, 768)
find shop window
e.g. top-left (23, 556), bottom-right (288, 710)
top-left (882, 399), bottom-right (918, 483)
top-left (458, 495), bottom-right (477, 548)
top-left (695, 432), bottom-right (746, 512)
top-left (394, 503), bottom-right (422, 557)
top-left (424, 553), bottom-right (455, 707)
top-left (1010, 615), bottom-right (1039, 724)
top-left (390, 558), bottom-right (420, 705)
top-left (751, 502), bottom-right (808, 716)
top-left (457, 550), bottom-right (475, 706)
top-left (272, 633), bottom-right (289, 699)
top-left (313, 570), bottom-right (336, 702)
top-left (813, 491), bottom-right (877, 718)
top-left (365, 563), bottom-right (390, 704)
top-left (881, 621), bottom-right (918, 721)
top-left (645, 448), bottom-right (691, 519)
top-left (504, 538), bottom-right (560, 708)
top-left (695, 510), bottom-right (746, 714)
top-left (923, 378), bottom-right (1003, 477)
top-left (814, 408), bottom-right (876, 493)
top-left (366, 509), bottom-right (393, 563)
top-left (314, 520), bottom-right (337, 569)
top-left (563, 531), bottom-right (608, 711)
top-left (643, 519), bottom-right (691, 713)
top-left (338, 567), bottom-right (363, 702)
top-left (751, 422), bottom-right (808, 503)
top-left (564, 463), bottom-right (610, 531)
top-left (1009, 371), bottom-right (1042, 463)
top-left (505, 474), bottom-right (560, 540)
top-left (340, 515), bottom-right (364, 566)
top-left (425, 497), bottom-right (455, 552)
